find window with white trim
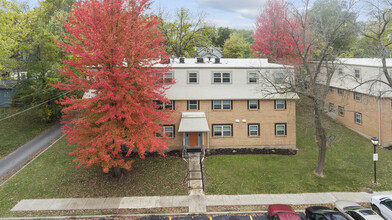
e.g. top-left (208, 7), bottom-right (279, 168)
top-left (155, 125), bottom-right (175, 138)
top-left (248, 72), bottom-right (257, 83)
top-left (248, 123), bottom-right (260, 136)
top-left (338, 106), bottom-right (344, 116)
top-left (275, 123), bottom-right (287, 136)
top-left (212, 124), bottom-right (232, 137)
top-left (329, 103), bottom-right (335, 112)
top-left (187, 100), bottom-right (199, 110)
top-left (213, 72), bottom-right (231, 83)
top-left (248, 100), bottom-right (259, 110)
top-left (354, 92), bottom-right (361, 101)
top-left (338, 68), bottom-right (343, 75)
top-left (163, 72), bottom-right (173, 83)
top-left (338, 89), bottom-right (344, 95)
top-left (154, 100), bottom-right (175, 110)
top-left (274, 100), bottom-right (286, 109)
top-left (274, 72), bottom-right (284, 84)
top-left (354, 112), bottom-right (362, 124)
top-left (188, 72), bottom-right (198, 84)
top-left (212, 100), bottom-right (232, 110)
top-left (354, 69), bottom-right (361, 79)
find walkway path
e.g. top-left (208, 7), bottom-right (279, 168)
top-left (0, 124), bottom-right (63, 179)
top-left (11, 191), bottom-right (392, 214)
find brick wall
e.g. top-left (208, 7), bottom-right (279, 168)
top-left (326, 88), bottom-right (392, 146)
top-left (165, 99), bottom-right (297, 150)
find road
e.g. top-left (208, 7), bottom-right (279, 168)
top-left (140, 213), bottom-right (306, 220)
top-left (0, 123), bottom-right (63, 179)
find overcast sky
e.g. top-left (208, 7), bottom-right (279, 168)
top-left (26, 0), bottom-right (268, 30)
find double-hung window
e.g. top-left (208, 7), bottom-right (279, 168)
top-left (188, 72), bottom-right (198, 84)
top-left (274, 72), bottom-right (284, 84)
top-left (338, 89), bottom-right (344, 95)
top-left (212, 124), bottom-right (232, 137)
top-left (354, 112), bottom-right (362, 124)
top-left (248, 123), bottom-right (260, 136)
top-left (275, 123), bottom-right (287, 136)
top-left (212, 100), bottom-right (232, 110)
top-left (274, 100), bottom-right (286, 109)
top-left (163, 72), bottom-right (173, 83)
top-left (156, 125), bottom-right (175, 138)
top-left (154, 100), bottom-right (175, 110)
top-left (213, 72), bottom-right (231, 83)
top-left (248, 100), bottom-right (259, 110)
top-left (187, 100), bottom-right (199, 110)
top-left (338, 106), bottom-right (344, 116)
top-left (248, 72), bottom-right (257, 83)
top-left (338, 68), bottom-right (343, 75)
top-left (354, 69), bottom-right (361, 79)
top-left (329, 103), bottom-right (335, 112)
top-left (354, 92), bottom-right (361, 101)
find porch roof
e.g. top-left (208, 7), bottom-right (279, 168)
top-left (178, 112), bottom-right (210, 132)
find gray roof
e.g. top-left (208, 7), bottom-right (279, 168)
top-left (166, 58), bottom-right (291, 69)
top-left (337, 58), bottom-right (392, 67)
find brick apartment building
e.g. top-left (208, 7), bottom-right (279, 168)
top-left (158, 58), bottom-right (298, 154)
top-left (325, 58), bottom-right (392, 147)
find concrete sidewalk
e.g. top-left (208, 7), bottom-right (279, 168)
top-left (11, 191), bottom-right (392, 214)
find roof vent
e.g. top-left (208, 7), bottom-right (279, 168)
top-left (215, 58), bottom-right (220, 64)
top-left (179, 57), bottom-right (185, 64)
top-left (196, 57), bottom-right (204, 63)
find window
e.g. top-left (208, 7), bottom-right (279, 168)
top-left (338, 89), bottom-right (344, 95)
top-left (248, 72), bottom-right (257, 83)
top-left (329, 103), bottom-right (335, 112)
top-left (213, 72), bottom-right (231, 83)
top-left (329, 87), bottom-right (333, 92)
top-left (354, 69), bottom-right (361, 79)
top-left (338, 68), bottom-right (343, 75)
top-left (188, 72), bottom-right (198, 84)
top-left (354, 92), bottom-right (361, 101)
top-left (248, 123), bottom-right (260, 136)
top-left (154, 100), bottom-right (175, 110)
top-left (274, 72), bottom-right (284, 84)
top-left (212, 124), bottom-right (232, 137)
top-left (274, 100), bottom-right (286, 109)
top-left (354, 112), bottom-right (362, 124)
top-left (163, 72), bottom-right (173, 83)
top-left (156, 125), bottom-right (175, 138)
top-left (248, 100), bottom-right (259, 110)
top-left (275, 123), bottom-right (287, 136)
top-left (187, 100), bottom-right (199, 110)
top-left (212, 100), bottom-right (232, 110)
top-left (338, 106), bottom-right (344, 116)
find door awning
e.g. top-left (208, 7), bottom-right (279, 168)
top-left (178, 112), bottom-right (210, 132)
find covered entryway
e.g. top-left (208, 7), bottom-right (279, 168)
top-left (178, 112), bottom-right (210, 155)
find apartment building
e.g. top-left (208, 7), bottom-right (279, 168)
top-left (158, 58), bottom-right (298, 154)
top-left (325, 58), bottom-right (392, 147)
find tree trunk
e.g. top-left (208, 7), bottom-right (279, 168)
top-left (313, 101), bottom-right (327, 177)
top-left (111, 166), bottom-right (123, 178)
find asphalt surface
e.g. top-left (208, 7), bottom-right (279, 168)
top-left (140, 213), bottom-right (306, 220)
top-left (0, 123), bottom-right (63, 178)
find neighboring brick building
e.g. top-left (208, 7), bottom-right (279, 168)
top-left (325, 58), bottom-right (392, 147)
top-left (159, 58), bottom-right (298, 154)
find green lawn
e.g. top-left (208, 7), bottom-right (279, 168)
top-left (204, 99), bottom-right (392, 194)
top-left (0, 108), bottom-right (56, 159)
top-left (0, 138), bottom-right (187, 217)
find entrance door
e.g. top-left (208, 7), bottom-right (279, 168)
top-left (189, 132), bottom-right (199, 147)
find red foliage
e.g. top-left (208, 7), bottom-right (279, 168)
top-left (251, 0), bottom-right (305, 65)
top-left (55, 0), bottom-right (173, 172)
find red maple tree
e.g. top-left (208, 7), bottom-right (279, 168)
top-left (55, 0), bottom-right (173, 174)
top-left (251, 0), bottom-right (304, 65)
